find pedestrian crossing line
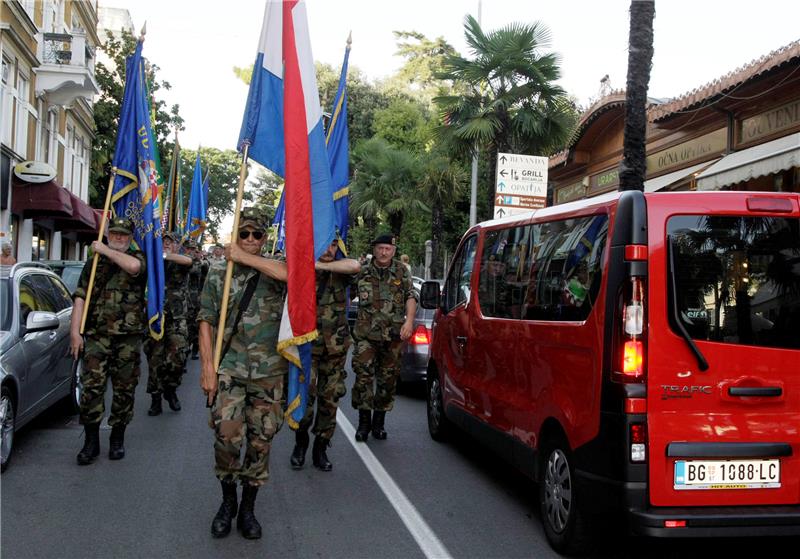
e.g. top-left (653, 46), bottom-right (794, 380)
top-left (337, 409), bottom-right (454, 559)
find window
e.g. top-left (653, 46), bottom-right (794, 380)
top-left (477, 214), bottom-right (609, 321)
top-left (31, 225), bottom-right (50, 261)
top-left (43, 109), bottom-right (58, 167)
top-left (668, 215), bottom-right (800, 350)
top-left (15, 72), bottom-right (30, 156)
top-left (443, 235), bottom-right (477, 312)
top-left (63, 125), bottom-right (74, 188)
top-left (45, 276), bottom-right (73, 311)
top-left (19, 274), bottom-right (57, 326)
top-left (1, 57), bottom-right (13, 146)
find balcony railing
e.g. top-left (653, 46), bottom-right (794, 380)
top-left (37, 31), bottom-right (99, 105)
top-left (43, 33), bottom-right (74, 65)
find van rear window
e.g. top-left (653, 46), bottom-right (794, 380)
top-left (668, 215), bottom-right (800, 350)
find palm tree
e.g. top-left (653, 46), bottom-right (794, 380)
top-left (434, 15), bottom-right (577, 216)
top-left (349, 138), bottom-right (429, 238)
top-left (420, 149), bottom-right (469, 277)
top-left (619, 1), bottom-right (655, 191)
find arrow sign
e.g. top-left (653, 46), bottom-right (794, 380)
top-left (499, 169), bottom-right (507, 177)
top-left (494, 151), bottom-right (548, 218)
top-left (496, 208), bottom-right (506, 217)
top-left (499, 155), bottom-right (507, 164)
top-left (496, 195), bottom-right (504, 205)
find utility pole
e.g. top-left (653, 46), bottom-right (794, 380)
top-left (469, 0), bottom-right (482, 227)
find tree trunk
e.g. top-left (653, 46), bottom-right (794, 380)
top-left (619, 0), bottom-right (655, 192)
top-left (389, 212), bottom-right (404, 238)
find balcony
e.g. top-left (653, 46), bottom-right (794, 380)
top-left (35, 30), bottom-right (100, 106)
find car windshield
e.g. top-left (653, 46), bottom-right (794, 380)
top-left (668, 215), bottom-right (800, 350)
top-left (0, 278), bottom-right (11, 332)
top-left (61, 266), bottom-right (82, 293)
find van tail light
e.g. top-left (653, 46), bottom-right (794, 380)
top-left (411, 325), bottom-right (431, 345)
top-left (630, 422), bottom-right (647, 462)
top-left (614, 276), bottom-right (647, 383)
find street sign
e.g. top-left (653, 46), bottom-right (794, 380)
top-left (493, 152), bottom-right (548, 219)
top-left (14, 160), bottom-right (57, 184)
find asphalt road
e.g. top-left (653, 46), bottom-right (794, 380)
top-left (2, 355), bottom-right (797, 558)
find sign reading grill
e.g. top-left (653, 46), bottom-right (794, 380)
top-left (493, 152), bottom-right (548, 219)
top-left (674, 459), bottom-right (781, 490)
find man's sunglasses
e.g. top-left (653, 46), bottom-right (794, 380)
top-left (238, 230), bottom-right (265, 240)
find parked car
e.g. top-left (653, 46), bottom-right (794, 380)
top-left (1, 263), bottom-right (79, 472)
top-left (399, 281), bottom-right (442, 384)
top-left (420, 190), bottom-right (800, 554)
top-left (40, 259), bottom-right (85, 293)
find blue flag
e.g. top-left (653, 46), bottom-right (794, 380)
top-left (110, 39), bottom-right (165, 340)
top-left (184, 152), bottom-right (207, 242)
top-left (327, 36), bottom-right (351, 249)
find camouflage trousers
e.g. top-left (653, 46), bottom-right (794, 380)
top-left (298, 347), bottom-right (348, 440)
top-left (79, 333), bottom-right (142, 426)
top-left (351, 338), bottom-right (404, 412)
top-left (144, 318), bottom-right (188, 394)
top-left (209, 372), bottom-right (285, 486)
top-left (187, 303), bottom-right (199, 349)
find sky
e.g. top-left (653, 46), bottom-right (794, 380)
top-left (109, 0), bottom-right (800, 152)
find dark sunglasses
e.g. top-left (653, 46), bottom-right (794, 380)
top-left (238, 230), bottom-right (265, 240)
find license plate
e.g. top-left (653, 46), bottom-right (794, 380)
top-left (674, 459), bottom-right (781, 490)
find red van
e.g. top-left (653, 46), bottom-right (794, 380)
top-left (419, 190), bottom-right (800, 554)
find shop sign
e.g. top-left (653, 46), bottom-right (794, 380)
top-left (646, 128), bottom-right (726, 175)
top-left (738, 98), bottom-right (800, 145)
top-left (556, 180), bottom-right (587, 204)
top-left (589, 167), bottom-right (619, 194)
top-left (14, 160), bottom-right (57, 184)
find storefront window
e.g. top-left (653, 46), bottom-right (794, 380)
top-left (31, 225), bottom-right (50, 261)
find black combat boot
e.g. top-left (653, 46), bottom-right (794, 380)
top-left (312, 436), bottom-right (333, 471)
top-left (290, 430), bottom-right (310, 469)
top-left (164, 388), bottom-right (181, 412)
top-left (211, 479), bottom-right (238, 538)
top-left (76, 423), bottom-right (100, 465)
top-left (355, 410), bottom-right (371, 442)
top-left (108, 424), bottom-right (126, 460)
top-left (237, 484), bottom-right (262, 539)
top-left (371, 410), bottom-right (387, 440)
top-left (148, 393), bottom-right (163, 416)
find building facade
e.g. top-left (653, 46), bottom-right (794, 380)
top-left (1, 0), bottom-right (100, 262)
top-left (549, 41), bottom-right (800, 204)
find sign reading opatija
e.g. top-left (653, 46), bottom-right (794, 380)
top-left (493, 152), bottom-right (548, 219)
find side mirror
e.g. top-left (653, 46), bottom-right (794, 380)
top-left (25, 311), bottom-right (60, 334)
top-left (420, 281), bottom-right (441, 310)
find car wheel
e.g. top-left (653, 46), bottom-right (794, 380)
top-left (69, 359), bottom-right (83, 414)
top-left (1, 386), bottom-right (16, 473)
top-left (539, 438), bottom-right (592, 555)
top-left (426, 373), bottom-right (450, 442)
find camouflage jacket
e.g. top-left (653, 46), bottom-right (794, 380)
top-left (354, 258), bottom-right (416, 341)
top-left (197, 258), bottom-right (288, 379)
top-left (315, 269), bottom-right (355, 353)
top-left (73, 247), bottom-right (147, 336)
top-left (187, 257), bottom-right (209, 306)
top-left (164, 259), bottom-right (190, 321)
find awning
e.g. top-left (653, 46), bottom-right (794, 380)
top-left (643, 160), bottom-right (720, 193)
top-left (54, 192), bottom-right (98, 233)
top-left (11, 178), bottom-right (73, 218)
top-left (696, 132), bottom-right (800, 190)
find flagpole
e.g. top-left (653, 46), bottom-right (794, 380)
top-left (79, 168), bottom-right (117, 334)
top-left (213, 144), bottom-right (249, 371)
top-left (167, 133), bottom-right (179, 232)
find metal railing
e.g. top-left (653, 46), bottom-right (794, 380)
top-left (42, 33), bottom-right (73, 65)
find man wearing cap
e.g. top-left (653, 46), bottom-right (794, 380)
top-left (290, 238), bottom-right (360, 472)
top-left (186, 239), bottom-right (209, 360)
top-left (144, 231), bottom-right (193, 416)
top-left (69, 217), bottom-right (146, 464)
top-left (210, 243), bottom-right (225, 263)
top-left (350, 234), bottom-right (417, 442)
top-left (198, 207), bottom-right (288, 540)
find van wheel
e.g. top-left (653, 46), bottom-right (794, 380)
top-left (1, 387), bottom-right (16, 473)
top-left (539, 438), bottom-right (592, 555)
top-left (426, 374), bottom-right (450, 442)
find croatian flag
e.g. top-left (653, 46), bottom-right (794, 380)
top-left (238, 0), bottom-right (335, 428)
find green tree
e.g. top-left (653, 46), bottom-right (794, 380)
top-left (435, 15), bottom-right (577, 218)
top-left (386, 31), bottom-right (459, 107)
top-left (372, 99), bottom-right (431, 153)
top-left (619, 1), bottom-right (655, 192)
top-left (91, 30), bottom-right (183, 207)
top-left (350, 138), bottom-right (428, 238)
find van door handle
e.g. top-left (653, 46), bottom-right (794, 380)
top-left (456, 336), bottom-right (468, 347)
top-left (728, 386), bottom-right (782, 397)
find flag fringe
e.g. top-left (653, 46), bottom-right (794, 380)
top-left (276, 328), bottom-right (319, 368)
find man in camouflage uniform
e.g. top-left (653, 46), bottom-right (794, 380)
top-left (351, 234), bottom-right (417, 442)
top-left (186, 239), bottom-right (209, 360)
top-left (290, 238), bottom-right (360, 471)
top-left (145, 232), bottom-right (192, 416)
top-left (69, 217), bottom-right (146, 465)
top-left (198, 207), bottom-right (288, 540)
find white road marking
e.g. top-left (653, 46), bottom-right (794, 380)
top-left (337, 409), bottom-right (453, 559)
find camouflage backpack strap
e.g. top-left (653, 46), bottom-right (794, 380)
top-left (220, 272), bottom-right (260, 363)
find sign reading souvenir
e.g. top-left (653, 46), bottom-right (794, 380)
top-left (493, 152), bottom-right (548, 219)
top-left (13, 160), bottom-right (57, 184)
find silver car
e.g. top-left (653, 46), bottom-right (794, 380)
top-left (1, 263), bottom-right (79, 472)
top-left (399, 280), bottom-right (442, 384)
